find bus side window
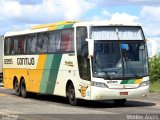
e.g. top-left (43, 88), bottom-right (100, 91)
top-left (61, 29), bottom-right (74, 52)
top-left (31, 34), bottom-right (37, 53)
top-left (36, 33), bottom-right (43, 53)
top-left (42, 33), bottom-right (48, 53)
top-left (48, 31), bottom-right (55, 53)
top-left (55, 33), bottom-right (61, 52)
top-left (4, 37), bottom-right (12, 55)
top-left (48, 31), bottom-right (61, 53)
top-left (18, 36), bottom-right (26, 54)
top-left (36, 32), bottom-right (48, 53)
top-left (26, 34), bottom-right (37, 54)
top-left (13, 37), bottom-right (18, 54)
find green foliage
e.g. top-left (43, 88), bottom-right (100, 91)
top-left (149, 55), bottom-right (160, 83)
top-left (150, 80), bottom-right (160, 93)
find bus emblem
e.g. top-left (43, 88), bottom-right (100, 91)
top-left (78, 85), bottom-right (88, 97)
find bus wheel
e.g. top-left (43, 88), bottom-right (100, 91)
top-left (67, 83), bottom-right (78, 106)
top-left (114, 99), bottom-right (126, 105)
top-left (14, 80), bottom-right (21, 96)
top-left (20, 79), bottom-right (28, 98)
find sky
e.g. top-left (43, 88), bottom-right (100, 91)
top-left (0, 0), bottom-right (160, 56)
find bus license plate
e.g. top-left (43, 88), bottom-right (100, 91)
top-left (120, 92), bottom-right (128, 95)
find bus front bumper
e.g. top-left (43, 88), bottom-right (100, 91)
top-left (90, 85), bottom-right (149, 100)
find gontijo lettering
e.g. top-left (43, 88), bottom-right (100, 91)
top-left (17, 58), bottom-right (35, 65)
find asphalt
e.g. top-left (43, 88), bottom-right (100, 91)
top-left (0, 85), bottom-right (160, 120)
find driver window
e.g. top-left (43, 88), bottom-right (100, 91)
top-left (76, 27), bottom-right (91, 81)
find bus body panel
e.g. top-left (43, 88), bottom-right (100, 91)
top-left (90, 85), bottom-right (149, 100)
top-left (90, 76), bottom-right (149, 100)
top-left (3, 54), bottom-right (83, 97)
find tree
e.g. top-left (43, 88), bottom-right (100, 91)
top-left (149, 55), bottom-right (160, 83)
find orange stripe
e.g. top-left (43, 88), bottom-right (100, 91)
top-left (135, 79), bottom-right (142, 84)
top-left (29, 55), bottom-right (47, 92)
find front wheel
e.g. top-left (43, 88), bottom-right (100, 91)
top-left (114, 99), bottom-right (126, 105)
top-left (67, 83), bottom-right (78, 106)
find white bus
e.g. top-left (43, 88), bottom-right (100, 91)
top-left (3, 21), bottom-right (149, 105)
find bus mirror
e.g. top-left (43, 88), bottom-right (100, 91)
top-left (121, 44), bottom-right (129, 51)
top-left (86, 38), bottom-right (94, 57)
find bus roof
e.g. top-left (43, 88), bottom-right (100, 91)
top-left (4, 28), bottom-right (48, 37)
top-left (74, 21), bottom-right (140, 27)
top-left (5, 21), bottom-right (77, 37)
top-left (4, 20), bottom-right (140, 37)
top-left (31, 21), bottom-right (77, 30)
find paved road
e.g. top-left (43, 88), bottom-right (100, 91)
top-left (0, 86), bottom-right (160, 120)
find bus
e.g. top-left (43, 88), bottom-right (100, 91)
top-left (3, 21), bottom-right (149, 105)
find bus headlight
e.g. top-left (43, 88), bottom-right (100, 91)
top-left (139, 81), bottom-right (150, 87)
top-left (91, 81), bottom-right (108, 88)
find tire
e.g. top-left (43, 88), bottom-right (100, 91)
top-left (14, 80), bottom-right (21, 96)
top-left (20, 79), bottom-right (28, 98)
top-left (114, 99), bottom-right (126, 105)
top-left (67, 83), bottom-right (78, 106)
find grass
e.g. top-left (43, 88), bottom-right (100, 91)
top-left (150, 80), bottom-right (160, 93)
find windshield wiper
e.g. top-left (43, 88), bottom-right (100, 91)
top-left (104, 72), bottom-right (112, 80)
top-left (124, 59), bottom-right (142, 78)
top-left (94, 70), bottom-right (112, 80)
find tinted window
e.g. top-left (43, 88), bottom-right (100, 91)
top-left (26, 34), bottom-right (37, 54)
top-left (48, 31), bottom-right (61, 53)
top-left (18, 36), bottom-right (26, 54)
top-left (4, 37), bottom-right (12, 55)
top-left (36, 33), bottom-right (49, 53)
top-left (61, 29), bottom-right (74, 52)
top-left (13, 37), bottom-right (18, 54)
top-left (5, 29), bottom-right (74, 55)
top-left (76, 27), bottom-right (91, 81)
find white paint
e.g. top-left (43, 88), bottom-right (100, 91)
top-left (3, 55), bottom-right (39, 69)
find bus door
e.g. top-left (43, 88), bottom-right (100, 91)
top-left (76, 27), bottom-right (91, 99)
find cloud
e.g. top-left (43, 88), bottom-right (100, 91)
top-left (91, 10), bottom-right (138, 25)
top-left (55, 0), bottom-right (96, 20)
top-left (147, 38), bottom-right (159, 57)
top-left (138, 6), bottom-right (160, 55)
top-left (139, 6), bottom-right (160, 37)
top-left (0, 0), bottom-right (96, 35)
top-left (109, 13), bottom-right (138, 24)
top-left (140, 6), bottom-right (160, 22)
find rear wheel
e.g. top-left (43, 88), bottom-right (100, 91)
top-left (20, 79), bottom-right (28, 98)
top-left (114, 99), bottom-right (126, 105)
top-left (14, 80), bottom-right (21, 96)
top-left (67, 83), bottom-right (78, 106)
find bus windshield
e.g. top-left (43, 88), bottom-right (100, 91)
top-left (91, 26), bottom-right (149, 80)
top-left (92, 41), bottom-right (149, 79)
